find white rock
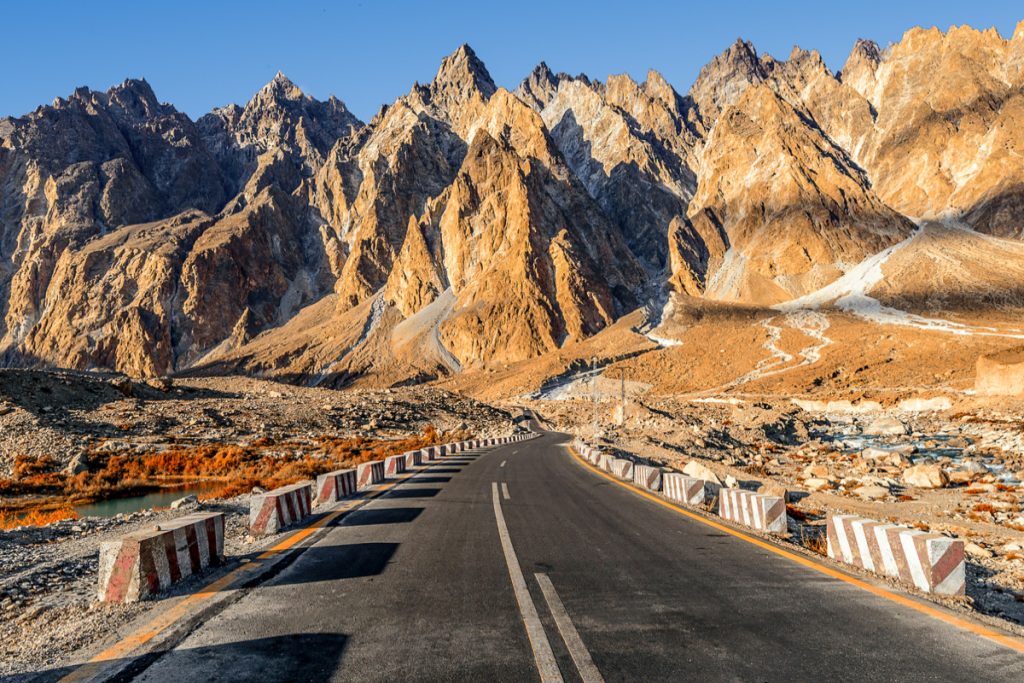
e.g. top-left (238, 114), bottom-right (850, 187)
top-left (965, 542), bottom-right (994, 559)
top-left (864, 416), bottom-right (908, 436)
top-left (170, 494), bottom-right (198, 510)
top-left (682, 461), bottom-right (723, 487)
top-left (902, 464), bottom-right (949, 489)
top-left (856, 484), bottom-right (890, 500)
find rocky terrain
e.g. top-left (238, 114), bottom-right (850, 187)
top-left (0, 369), bottom-right (519, 679)
top-left (1, 24), bottom-right (1024, 384)
top-left (539, 396), bottom-right (1024, 628)
top-left (4, 17), bottom-right (1024, 675)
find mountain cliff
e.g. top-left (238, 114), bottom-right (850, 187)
top-left (1, 24), bottom-right (1023, 381)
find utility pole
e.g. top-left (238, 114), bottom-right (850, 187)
top-left (619, 369), bottom-right (625, 427)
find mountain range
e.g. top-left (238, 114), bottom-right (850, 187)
top-left (2, 22), bottom-right (1023, 384)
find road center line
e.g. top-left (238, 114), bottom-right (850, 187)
top-left (535, 573), bottom-right (605, 683)
top-left (501, 460), bottom-right (507, 468)
top-left (491, 482), bottom-right (563, 683)
top-left (502, 482), bottom-right (511, 500)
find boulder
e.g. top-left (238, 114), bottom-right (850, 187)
top-left (757, 480), bottom-right (790, 502)
top-left (801, 463), bottom-right (829, 479)
top-left (947, 469), bottom-right (976, 485)
top-left (108, 377), bottom-right (135, 398)
top-left (901, 464), bottom-right (949, 489)
top-left (682, 461), bottom-right (723, 487)
top-left (864, 416), bottom-right (908, 436)
top-left (975, 348), bottom-right (1024, 396)
top-left (805, 477), bottom-right (833, 491)
top-left (170, 494), bottom-right (198, 509)
top-left (65, 453), bottom-right (90, 475)
top-left (855, 484), bottom-right (890, 500)
top-left (965, 542), bottom-right (994, 559)
top-left (146, 376), bottom-right (173, 392)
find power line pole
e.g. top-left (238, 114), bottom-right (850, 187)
top-left (619, 369), bottom-right (625, 427)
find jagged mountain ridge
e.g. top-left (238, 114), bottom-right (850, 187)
top-left (1, 25), bottom-right (1023, 381)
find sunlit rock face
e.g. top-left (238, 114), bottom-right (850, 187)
top-left (2, 25), bottom-right (1023, 379)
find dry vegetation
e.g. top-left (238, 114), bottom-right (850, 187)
top-left (0, 425), bottom-right (457, 524)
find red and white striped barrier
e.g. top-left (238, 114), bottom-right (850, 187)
top-left (250, 482), bottom-right (313, 536)
top-left (718, 488), bottom-right (786, 534)
top-left (357, 460), bottom-right (386, 489)
top-left (316, 468), bottom-right (357, 505)
top-left (633, 464), bottom-right (662, 491)
top-left (662, 473), bottom-right (705, 506)
top-left (599, 453), bottom-right (614, 472)
top-left (98, 512), bottom-right (225, 603)
top-left (403, 450), bottom-right (421, 469)
top-left (827, 515), bottom-right (965, 595)
top-left (611, 458), bottom-right (634, 480)
top-left (384, 454), bottom-right (406, 477)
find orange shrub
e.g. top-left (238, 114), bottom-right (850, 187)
top-left (0, 507), bottom-right (78, 530)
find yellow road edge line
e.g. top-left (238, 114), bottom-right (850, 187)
top-left (57, 462), bottom-right (441, 682)
top-left (565, 446), bottom-right (1024, 655)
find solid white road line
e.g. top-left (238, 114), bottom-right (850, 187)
top-left (502, 482), bottom-right (511, 500)
top-left (501, 460), bottom-right (507, 468)
top-left (492, 483), bottom-right (563, 683)
top-left (535, 573), bottom-right (605, 683)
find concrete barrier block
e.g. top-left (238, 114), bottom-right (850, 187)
top-left (315, 468), bottom-right (357, 505)
top-left (827, 515), bottom-right (965, 595)
top-left (718, 488), bottom-right (786, 534)
top-left (250, 482), bottom-right (314, 537)
top-left (611, 458), bottom-right (634, 480)
top-left (403, 450), bottom-right (421, 469)
top-left (384, 454), bottom-right (406, 477)
top-left (98, 512), bottom-right (225, 603)
top-left (662, 473), bottom-right (705, 506)
top-left (632, 464), bottom-right (662, 491)
top-left (357, 460), bottom-right (386, 489)
top-left (599, 453), bottom-right (614, 472)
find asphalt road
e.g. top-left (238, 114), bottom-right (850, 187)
top-left (100, 426), bottom-right (1022, 681)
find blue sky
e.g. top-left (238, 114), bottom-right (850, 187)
top-left (1, 1), bottom-right (1021, 122)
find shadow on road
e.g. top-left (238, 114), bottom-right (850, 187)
top-left (342, 507), bottom-right (424, 526)
top-left (382, 488), bottom-right (441, 499)
top-left (269, 542), bottom-right (400, 586)
top-left (407, 476), bottom-right (451, 484)
top-left (33, 632), bottom-right (350, 683)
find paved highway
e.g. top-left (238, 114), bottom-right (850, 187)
top-left (66, 425), bottom-right (1024, 681)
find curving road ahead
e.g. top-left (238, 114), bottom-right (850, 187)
top-left (56, 424), bottom-right (1024, 682)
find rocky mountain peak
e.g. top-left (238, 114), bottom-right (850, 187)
top-left (515, 61), bottom-right (564, 110)
top-left (689, 38), bottom-right (766, 127)
top-left (433, 44), bottom-right (497, 98)
top-left (839, 38), bottom-right (883, 102)
top-left (105, 78), bottom-right (165, 119)
top-left (221, 72), bottom-right (362, 170)
top-left (403, 44), bottom-right (497, 138)
top-left (643, 69), bottom-right (675, 105)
